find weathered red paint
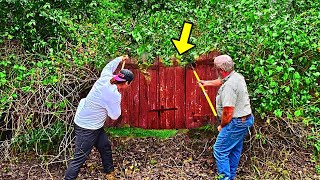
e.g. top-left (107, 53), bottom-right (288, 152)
top-left (158, 60), bottom-right (186, 129)
top-left (118, 58), bottom-right (218, 129)
top-left (174, 63), bottom-right (186, 129)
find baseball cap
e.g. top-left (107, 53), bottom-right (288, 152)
top-left (113, 69), bottom-right (134, 83)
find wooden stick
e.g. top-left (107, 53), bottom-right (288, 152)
top-left (193, 69), bottom-right (218, 117)
top-left (121, 61), bottom-right (126, 70)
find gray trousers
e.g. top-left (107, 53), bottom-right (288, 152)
top-left (64, 124), bottom-right (114, 180)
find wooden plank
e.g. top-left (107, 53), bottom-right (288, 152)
top-left (129, 69), bottom-right (140, 126)
top-left (166, 66), bottom-right (178, 129)
top-left (147, 66), bottom-right (159, 129)
top-left (185, 67), bottom-right (199, 129)
top-left (185, 63), bottom-right (217, 128)
top-left (119, 69), bottom-right (140, 126)
top-left (120, 82), bottom-right (129, 125)
top-left (198, 64), bottom-right (210, 126)
top-left (174, 66), bottom-right (186, 129)
top-left (158, 64), bottom-right (165, 129)
top-left (118, 58), bottom-right (140, 127)
top-left (159, 62), bottom-right (175, 129)
top-left (139, 63), bottom-right (159, 129)
top-left (197, 65), bottom-right (208, 127)
top-left (138, 72), bottom-right (148, 128)
top-left (205, 65), bottom-right (219, 125)
top-left (196, 63), bottom-right (218, 127)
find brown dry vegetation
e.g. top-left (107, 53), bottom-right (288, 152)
top-left (1, 122), bottom-right (319, 180)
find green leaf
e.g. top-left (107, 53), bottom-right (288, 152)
top-left (46, 102), bottom-right (52, 108)
top-left (288, 67), bottom-right (295, 71)
top-left (294, 110), bottom-right (302, 117)
top-left (276, 66), bottom-right (283, 72)
top-left (27, 19), bottom-right (36, 27)
top-left (283, 73), bottom-right (289, 81)
top-left (59, 101), bottom-right (66, 109)
top-left (293, 72), bottom-right (301, 79)
top-left (0, 72), bottom-right (6, 78)
top-left (21, 86), bottom-right (31, 92)
top-left (36, 62), bottom-right (43, 67)
top-left (285, 86), bottom-right (290, 92)
top-left (274, 109), bottom-right (283, 118)
top-left (270, 81), bottom-right (277, 87)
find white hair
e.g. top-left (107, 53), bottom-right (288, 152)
top-left (214, 55), bottom-right (234, 72)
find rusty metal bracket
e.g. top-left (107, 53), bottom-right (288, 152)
top-left (150, 107), bottom-right (178, 112)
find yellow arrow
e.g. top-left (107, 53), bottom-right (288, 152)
top-left (171, 21), bottom-right (196, 55)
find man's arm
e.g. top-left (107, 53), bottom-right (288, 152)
top-left (104, 101), bottom-right (122, 127)
top-left (101, 55), bottom-right (128, 77)
top-left (218, 85), bottom-right (237, 131)
top-left (219, 106), bottom-right (234, 129)
top-left (199, 79), bottom-right (223, 87)
top-left (105, 101), bottom-right (121, 120)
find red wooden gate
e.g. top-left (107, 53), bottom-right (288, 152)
top-left (118, 58), bottom-right (219, 129)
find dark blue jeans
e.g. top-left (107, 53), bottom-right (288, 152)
top-left (64, 124), bottom-right (114, 180)
top-left (213, 115), bottom-right (254, 180)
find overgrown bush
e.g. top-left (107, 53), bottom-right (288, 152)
top-left (0, 0), bottom-right (102, 156)
top-left (0, 0), bottom-right (98, 52)
top-left (12, 120), bottom-right (65, 153)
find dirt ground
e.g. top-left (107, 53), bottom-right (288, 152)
top-left (0, 130), bottom-right (319, 180)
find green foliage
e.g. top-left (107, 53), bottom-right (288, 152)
top-left (11, 121), bottom-right (65, 153)
top-left (0, 0), bottom-right (98, 52)
top-left (316, 164), bottom-right (320, 175)
top-left (0, 0), bottom-right (319, 172)
top-left (106, 127), bottom-right (177, 138)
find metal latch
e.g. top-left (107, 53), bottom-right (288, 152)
top-left (150, 105), bottom-right (178, 117)
top-left (150, 105), bottom-right (178, 112)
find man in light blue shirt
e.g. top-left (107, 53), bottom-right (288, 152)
top-left (65, 55), bottom-right (134, 180)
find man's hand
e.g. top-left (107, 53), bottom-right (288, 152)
top-left (218, 125), bottom-right (222, 132)
top-left (198, 80), bottom-right (208, 86)
top-left (198, 79), bottom-right (223, 87)
top-left (104, 115), bottom-right (122, 127)
top-left (105, 120), bottom-right (120, 127)
top-left (109, 120), bottom-right (120, 127)
top-left (122, 55), bottom-right (129, 62)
